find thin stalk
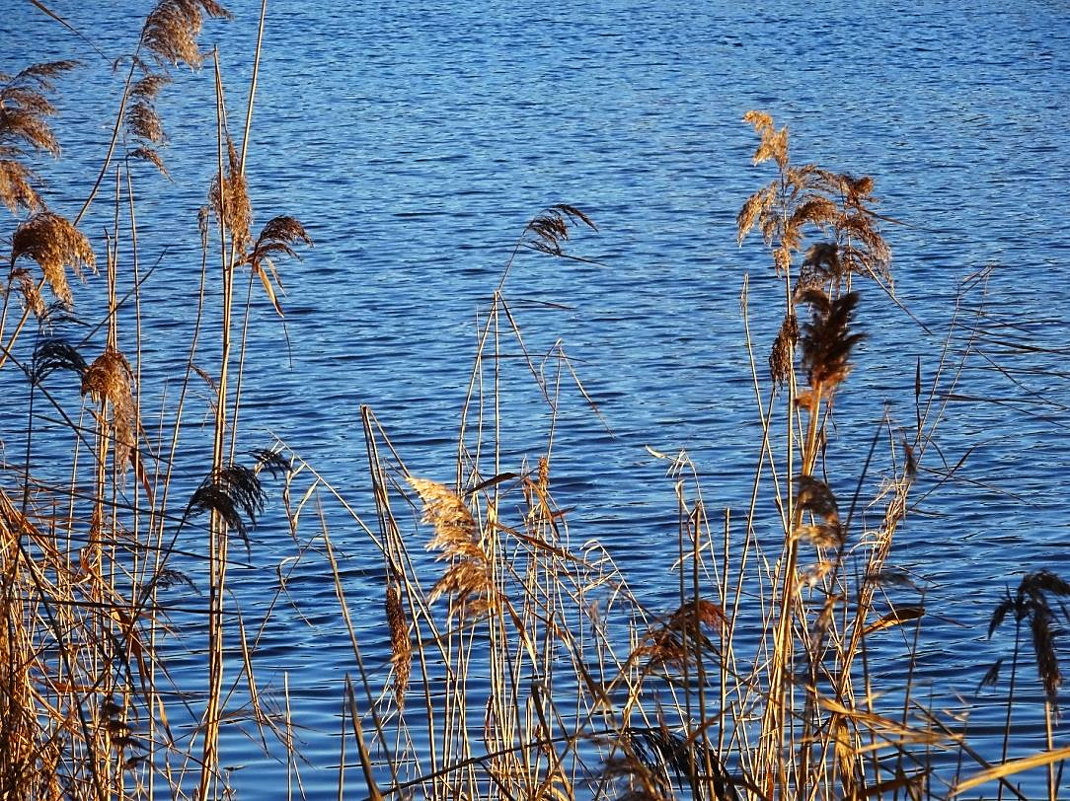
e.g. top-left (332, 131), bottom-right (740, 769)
top-left (198, 50), bottom-right (235, 801)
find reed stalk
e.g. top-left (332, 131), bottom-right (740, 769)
top-left (3, 6), bottom-right (1067, 797)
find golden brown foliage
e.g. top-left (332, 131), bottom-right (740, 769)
top-left (244, 215), bottom-right (313, 315)
top-left (81, 348), bottom-right (137, 471)
top-left (797, 289), bottom-right (865, 388)
top-left (794, 475), bottom-right (843, 548)
top-left (743, 110), bottom-right (789, 169)
top-left (769, 312), bottom-right (797, 387)
top-left (209, 136), bottom-right (252, 254)
top-left (124, 72), bottom-right (172, 175)
top-left (0, 60), bottom-right (78, 213)
top-left (408, 477), bottom-right (496, 616)
top-left (385, 584), bottom-right (411, 704)
top-left (141, 0), bottom-right (232, 68)
top-left (10, 211), bottom-right (95, 309)
top-left (636, 599), bottom-right (727, 670)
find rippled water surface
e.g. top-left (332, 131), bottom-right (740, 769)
top-left (4, 0), bottom-right (1070, 797)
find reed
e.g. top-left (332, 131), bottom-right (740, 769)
top-left (1, 2), bottom-right (309, 798)
top-left (1, 6), bottom-right (1067, 801)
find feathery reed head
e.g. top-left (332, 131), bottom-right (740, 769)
top-left (208, 136), bottom-right (251, 253)
top-left (794, 476), bottom-right (843, 548)
top-left (606, 727), bottom-right (743, 801)
top-left (408, 477), bottom-right (496, 616)
top-left (141, 0), bottom-right (231, 68)
top-left (408, 477), bottom-right (479, 555)
top-left (743, 110), bottom-right (789, 170)
top-left (769, 311), bottom-right (797, 388)
top-left (0, 61), bottom-right (79, 211)
top-left (31, 337), bottom-right (87, 385)
top-left (523, 204), bottom-right (597, 257)
top-left (636, 599), bottom-right (727, 670)
top-left (244, 216), bottom-right (313, 315)
top-left (124, 72), bottom-right (172, 176)
top-left (385, 584), bottom-right (411, 705)
top-left (185, 461), bottom-right (266, 550)
top-left (989, 570), bottom-right (1070, 710)
top-left (797, 288), bottom-right (865, 389)
top-left (81, 348), bottom-right (137, 471)
top-left (10, 211), bottom-right (95, 310)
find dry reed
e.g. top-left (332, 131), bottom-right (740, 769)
top-left (2, 6), bottom-right (1066, 797)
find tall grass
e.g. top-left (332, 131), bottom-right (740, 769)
top-left (1, 5), bottom-right (1066, 801)
top-left (2, 2), bottom-right (309, 798)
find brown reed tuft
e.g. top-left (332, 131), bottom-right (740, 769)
top-left (385, 584), bottom-right (411, 705)
top-left (769, 311), bottom-right (797, 388)
top-left (798, 242), bottom-right (842, 292)
top-left (0, 62), bottom-right (77, 156)
top-left (736, 184), bottom-right (777, 246)
top-left (1, 61), bottom-right (78, 213)
top-left (10, 211), bottom-right (96, 309)
top-left (408, 477), bottom-right (496, 615)
top-left (794, 476), bottom-right (843, 548)
top-left (636, 598), bottom-right (727, 670)
top-left (797, 288), bottom-right (865, 389)
top-left (209, 136), bottom-right (252, 254)
top-left (523, 204), bottom-right (597, 257)
top-left (141, 0), bottom-right (232, 68)
top-left (124, 72), bottom-right (172, 175)
top-left (7, 267), bottom-right (46, 318)
top-left (989, 570), bottom-right (1070, 710)
top-left (743, 109), bottom-right (789, 169)
top-left (185, 461), bottom-right (266, 548)
top-left (81, 347), bottom-right (137, 471)
top-left (408, 477), bottom-right (478, 554)
top-left (31, 337), bottom-right (87, 385)
top-left (244, 215), bottom-right (314, 315)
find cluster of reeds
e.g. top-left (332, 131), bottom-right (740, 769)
top-left (286, 116), bottom-right (1069, 801)
top-left (1, 2), bottom-right (311, 799)
top-left (4, 5), bottom-right (1068, 800)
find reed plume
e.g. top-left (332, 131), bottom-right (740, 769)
top-left (243, 215), bottom-right (313, 315)
top-left (793, 475), bottom-right (843, 548)
top-left (209, 135), bottom-right (252, 254)
top-left (797, 288), bottom-right (865, 389)
top-left (408, 477), bottom-right (496, 615)
top-left (385, 583), bottom-right (412, 704)
top-left (636, 598), bottom-right (727, 670)
top-left (141, 0), bottom-right (232, 68)
top-left (522, 203), bottom-right (598, 257)
top-left (30, 336), bottom-right (86, 384)
top-left (0, 60), bottom-right (78, 214)
top-left (124, 72), bottom-right (172, 176)
top-left (989, 570), bottom-right (1070, 711)
top-left (81, 346), bottom-right (138, 472)
top-left (10, 211), bottom-right (95, 310)
top-left (185, 461), bottom-right (267, 548)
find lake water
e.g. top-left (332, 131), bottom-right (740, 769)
top-left (3, 0), bottom-right (1070, 797)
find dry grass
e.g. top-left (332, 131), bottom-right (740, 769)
top-left (1, 7), bottom-right (1066, 799)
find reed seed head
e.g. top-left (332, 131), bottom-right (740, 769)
top-left (408, 477), bottom-right (478, 555)
top-left (798, 289), bottom-right (865, 389)
top-left (81, 348), bottom-right (137, 472)
top-left (208, 137), bottom-right (251, 254)
top-left (769, 311), bottom-right (797, 389)
top-left (141, 0), bottom-right (231, 68)
top-left (10, 211), bottom-right (96, 310)
top-left (523, 204), bottom-right (597, 257)
top-left (385, 584), bottom-right (411, 705)
top-left (409, 477), bottom-right (496, 616)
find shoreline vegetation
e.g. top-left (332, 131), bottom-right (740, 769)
top-left (1, 2), bottom-right (1066, 800)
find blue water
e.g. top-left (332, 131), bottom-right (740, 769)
top-left (4, 0), bottom-right (1070, 797)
